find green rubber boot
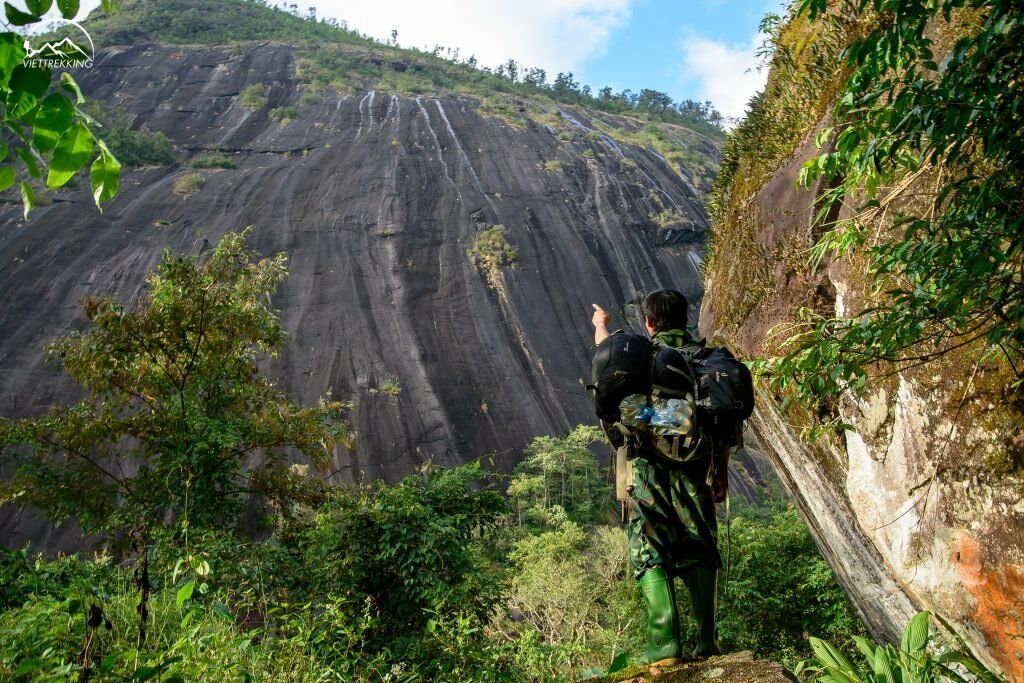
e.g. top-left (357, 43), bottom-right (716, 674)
top-left (683, 567), bottom-right (723, 658)
top-left (636, 568), bottom-right (683, 667)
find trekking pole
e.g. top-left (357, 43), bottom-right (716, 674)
top-left (724, 489), bottom-right (731, 600)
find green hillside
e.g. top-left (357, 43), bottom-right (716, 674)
top-left (79, 0), bottom-right (725, 141)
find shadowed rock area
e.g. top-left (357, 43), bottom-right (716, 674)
top-left (0, 44), bottom-right (755, 548)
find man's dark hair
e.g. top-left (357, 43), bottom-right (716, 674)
top-left (641, 289), bottom-right (688, 333)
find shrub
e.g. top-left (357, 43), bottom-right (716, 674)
top-left (380, 376), bottom-right (401, 396)
top-left (269, 106), bottom-right (298, 122)
top-left (797, 611), bottom-right (1002, 683)
top-left (649, 208), bottom-right (684, 229)
top-left (542, 159), bottom-right (563, 172)
top-left (467, 225), bottom-right (518, 290)
top-left (172, 171), bottom-right (205, 196)
top-left (81, 103), bottom-right (175, 167)
top-left (298, 90), bottom-right (320, 106)
top-left (239, 83), bottom-right (268, 110)
top-left (189, 152), bottom-right (237, 169)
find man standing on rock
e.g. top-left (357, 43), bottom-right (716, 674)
top-left (591, 290), bottom-right (734, 667)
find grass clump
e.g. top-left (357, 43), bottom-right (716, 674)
top-left (172, 172), bottom-right (205, 196)
top-left (189, 152), bottom-right (237, 169)
top-left (468, 225), bottom-right (518, 290)
top-left (239, 83), bottom-right (268, 111)
top-left (380, 376), bottom-right (401, 396)
top-left (542, 159), bottom-right (563, 172)
top-left (269, 106), bottom-right (298, 122)
top-left (649, 209), bottom-right (684, 229)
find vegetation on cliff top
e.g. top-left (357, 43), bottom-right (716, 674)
top-left (77, 0), bottom-right (725, 139)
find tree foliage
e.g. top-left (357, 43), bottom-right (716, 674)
top-left (0, 0), bottom-right (121, 218)
top-left (0, 231), bottom-right (351, 539)
top-left (766, 0), bottom-right (1024, 410)
top-left (506, 425), bottom-right (610, 528)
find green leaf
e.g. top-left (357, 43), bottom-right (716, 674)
top-left (810, 637), bottom-right (857, 673)
top-left (175, 579), bottom-right (195, 607)
top-left (608, 650), bottom-right (629, 674)
top-left (90, 140), bottom-right (120, 207)
top-left (6, 66), bottom-right (51, 120)
top-left (57, 0), bottom-right (79, 18)
top-left (24, 0), bottom-right (52, 16)
top-left (132, 666), bottom-right (158, 681)
top-left (0, 33), bottom-right (27, 89)
top-left (20, 180), bottom-right (34, 220)
top-left (0, 166), bottom-right (15, 191)
top-left (59, 72), bottom-right (84, 103)
top-left (4, 1), bottom-right (40, 25)
top-left (900, 611), bottom-right (930, 654)
top-left (14, 658), bottom-right (43, 675)
top-left (33, 93), bottom-right (74, 153)
top-left (46, 122), bottom-right (93, 188)
top-left (14, 146), bottom-right (41, 178)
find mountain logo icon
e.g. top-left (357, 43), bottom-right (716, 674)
top-left (22, 19), bottom-right (95, 68)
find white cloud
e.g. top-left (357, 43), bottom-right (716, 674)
top-left (678, 30), bottom-right (767, 121)
top-left (309, 0), bottom-right (633, 76)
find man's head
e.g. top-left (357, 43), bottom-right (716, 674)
top-left (641, 289), bottom-right (688, 336)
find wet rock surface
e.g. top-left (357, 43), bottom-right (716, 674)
top-left (0, 44), bottom-right (735, 547)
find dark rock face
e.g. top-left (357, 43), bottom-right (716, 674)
top-left (0, 44), bottom-right (726, 546)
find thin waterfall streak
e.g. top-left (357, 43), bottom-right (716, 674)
top-left (416, 96), bottom-right (462, 199)
top-left (355, 91), bottom-right (372, 139)
top-left (433, 100), bottom-right (498, 217)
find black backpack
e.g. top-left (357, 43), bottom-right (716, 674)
top-left (687, 345), bottom-right (755, 437)
top-left (588, 333), bottom-right (755, 464)
top-left (587, 332), bottom-right (652, 423)
top-left (588, 334), bottom-right (703, 464)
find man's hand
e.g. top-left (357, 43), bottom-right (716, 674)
top-left (592, 304), bottom-right (611, 346)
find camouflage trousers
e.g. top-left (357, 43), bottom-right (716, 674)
top-left (627, 455), bottom-right (722, 579)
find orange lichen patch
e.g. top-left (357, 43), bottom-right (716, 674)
top-left (951, 535), bottom-right (1024, 679)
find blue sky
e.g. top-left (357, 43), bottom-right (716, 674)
top-left (580, 0), bottom-right (781, 118)
top-left (48, 0), bottom-right (779, 120)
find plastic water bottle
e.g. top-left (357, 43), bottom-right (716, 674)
top-left (619, 394), bottom-right (694, 436)
top-left (649, 398), bottom-right (694, 436)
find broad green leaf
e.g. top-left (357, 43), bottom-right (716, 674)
top-left (57, 0), bottom-right (78, 18)
top-left (608, 650), bottom-right (629, 674)
top-left (0, 33), bottom-right (26, 89)
top-left (4, 1), bottom-right (40, 25)
top-left (0, 143), bottom-right (7, 162)
top-left (60, 72), bottom-right (84, 104)
top-left (24, 0), bottom-right (52, 16)
top-left (90, 140), bottom-right (120, 207)
top-left (0, 166), bottom-right (15, 191)
top-left (20, 180), bottom-right (34, 220)
top-left (14, 146), bottom-right (41, 178)
top-left (32, 93), bottom-right (74, 153)
top-left (6, 66), bottom-right (50, 120)
top-left (900, 611), bottom-right (930, 654)
top-left (132, 666), bottom-right (158, 681)
top-left (810, 637), bottom-right (857, 673)
top-left (175, 579), bottom-right (195, 607)
top-left (46, 122), bottom-right (93, 188)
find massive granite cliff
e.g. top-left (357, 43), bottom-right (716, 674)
top-left (0, 43), bottom-right (748, 546)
